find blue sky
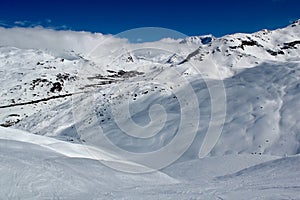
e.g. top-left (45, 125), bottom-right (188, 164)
top-left (0, 0), bottom-right (300, 41)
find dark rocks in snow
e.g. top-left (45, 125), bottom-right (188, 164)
top-left (107, 70), bottom-right (116, 74)
top-left (126, 56), bottom-right (134, 62)
top-left (229, 39), bottom-right (263, 51)
top-left (0, 118), bottom-right (20, 127)
top-left (50, 82), bottom-right (63, 93)
top-left (87, 74), bottom-right (107, 80)
top-left (0, 114), bottom-right (21, 127)
top-left (30, 78), bottom-right (50, 90)
top-left (29, 73), bottom-right (76, 93)
top-left (281, 40), bottom-right (300, 50)
top-left (166, 54), bottom-right (179, 64)
top-left (201, 36), bottom-right (213, 44)
top-left (118, 70), bottom-right (126, 76)
top-left (107, 70), bottom-right (144, 79)
top-left (267, 49), bottom-right (285, 56)
top-left (241, 40), bottom-right (261, 47)
top-left (56, 73), bottom-right (76, 82)
top-left (8, 114), bottom-right (20, 117)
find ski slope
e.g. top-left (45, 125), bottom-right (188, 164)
top-left (0, 19), bottom-right (300, 199)
top-left (1, 127), bottom-right (300, 199)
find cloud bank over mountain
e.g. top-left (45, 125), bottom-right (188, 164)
top-left (0, 26), bottom-right (129, 54)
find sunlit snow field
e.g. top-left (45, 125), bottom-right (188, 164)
top-left (0, 20), bottom-right (300, 199)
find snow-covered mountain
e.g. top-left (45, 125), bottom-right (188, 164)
top-left (1, 20), bottom-right (300, 199)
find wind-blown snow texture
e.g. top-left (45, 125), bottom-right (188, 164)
top-left (1, 20), bottom-right (300, 199)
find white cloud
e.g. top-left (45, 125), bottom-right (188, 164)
top-left (0, 26), bottom-right (129, 57)
top-left (46, 24), bottom-right (69, 30)
top-left (13, 20), bottom-right (42, 27)
top-left (46, 19), bottom-right (52, 23)
top-left (14, 21), bottom-right (27, 26)
top-left (0, 20), bottom-right (9, 27)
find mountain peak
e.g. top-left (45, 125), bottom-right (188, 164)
top-left (180, 34), bottom-right (215, 45)
top-left (291, 19), bottom-right (300, 26)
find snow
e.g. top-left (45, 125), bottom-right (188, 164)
top-left (2, 127), bottom-right (300, 199)
top-left (0, 20), bottom-right (300, 198)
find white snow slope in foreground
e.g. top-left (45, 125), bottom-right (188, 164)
top-left (0, 20), bottom-right (300, 199)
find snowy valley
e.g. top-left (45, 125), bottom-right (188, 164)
top-left (0, 20), bottom-right (300, 199)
